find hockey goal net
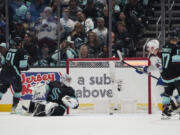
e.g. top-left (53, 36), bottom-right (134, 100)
top-left (66, 58), bottom-right (161, 114)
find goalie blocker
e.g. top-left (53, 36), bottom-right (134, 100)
top-left (20, 74), bottom-right (79, 116)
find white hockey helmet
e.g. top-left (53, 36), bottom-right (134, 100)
top-left (61, 73), bottom-right (72, 87)
top-left (147, 39), bottom-right (160, 49)
top-left (0, 43), bottom-right (6, 48)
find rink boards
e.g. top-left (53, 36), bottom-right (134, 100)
top-left (0, 66), bottom-right (164, 112)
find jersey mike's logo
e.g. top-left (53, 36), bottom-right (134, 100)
top-left (10, 72), bottom-right (62, 100)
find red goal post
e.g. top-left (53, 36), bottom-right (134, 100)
top-left (66, 57), bottom-right (152, 114)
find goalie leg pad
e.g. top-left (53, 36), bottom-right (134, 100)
top-left (44, 102), bottom-right (65, 116)
top-left (29, 101), bottom-right (36, 113)
top-left (45, 102), bottom-right (59, 116)
top-left (33, 103), bottom-right (46, 117)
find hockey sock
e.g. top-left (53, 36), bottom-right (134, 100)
top-left (0, 92), bottom-right (4, 100)
top-left (170, 100), bottom-right (177, 111)
top-left (12, 97), bottom-right (20, 107)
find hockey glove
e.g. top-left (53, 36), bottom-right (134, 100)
top-left (135, 66), bottom-right (148, 74)
top-left (156, 77), bottom-right (167, 86)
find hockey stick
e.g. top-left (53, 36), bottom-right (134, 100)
top-left (117, 50), bottom-right (159, 80)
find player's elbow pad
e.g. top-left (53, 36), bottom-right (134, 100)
top-left (62, 96), bottom-right (79, 109)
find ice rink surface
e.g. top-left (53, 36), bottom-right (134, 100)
top-left (0, 112), bottom-right (180, 135)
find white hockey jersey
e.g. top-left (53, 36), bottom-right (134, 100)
top-left (147, 54), bottom-right (162, 73)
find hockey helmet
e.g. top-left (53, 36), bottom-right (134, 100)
top-left (0, 43), bottom-right (7, 55)
top-left (0, 43), bottom-right (6, 49)
top-left (61, 74), bottom-right (72, 87)
top-left (147, 39), bottom-right (159, 49)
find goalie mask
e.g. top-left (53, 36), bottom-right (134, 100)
top-left (61, 74), bottom-right (72, 87)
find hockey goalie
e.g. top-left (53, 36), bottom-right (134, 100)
top-left (16, 74), bottom-right (79, 116)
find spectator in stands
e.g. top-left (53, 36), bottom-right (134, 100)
top-left (50, 0), bottom-right (59, 16)
top-left (52, 39), bottom-right (77, 65)
top-left (0, 12), bottom-right (5, 42)
top-left (23, 31), bottom-right (38, 64)
top-left (103, 5), bottom-right (118, 32)
top-left (23, 11), bottom-right (35, 32)
top-left (124, 0), bottom-right (145, 41)
top-left (33, 44), bottom-right (55, 67)
top-left (94, 0), bottom-right (106, 17)
top-left (83, 0), bottom-right (98, 20)
top-left (114, 21), bottom-right (134, 57)
top-left (71, 23), bottom-right (87, 52)
top-left (0, 26), bottom-right (5, 43)
top-left (77, 0), bottom-right (87, 9)
top-left (61, 0), bottom-right (70, 5)
top-left (78, 44), bottom-right (90, 58)
top-left (0, 12), bottom-right (5, 30)
top-left (139, 0), bottom-right (156, 17)
top-left (13, 2), bottom-right (28, 22)
top-left (11, 21), bottom-right (25, 39)
top-left (0, 1), bottom-right (5, 16)
top-left (68, 0), bottom-right (82, 21)
top-left (60, 8), bottom-right (75, 36)
top-left (87, 31), bottom-right (101, 58)
top-left (93, 17), bottom-right (108, 47)
top-left (95, 0), bottom-right (107, 5)
top-left (76, 11), bottom-right (94, 33)
top-left (116, 0), bottom-right (128, 7)
top-left (117, 11), bottom-right (134, 36)
top-left (112, 0), bottom-right (121, 14)
top-left (29, 0), bottom-right (47, 21)
top-left (98, 45), bottom-right (109, 58)
top-left (9, 0), bottom-right (25, 22)
top-left (35, 7), bottom-right (59, 55)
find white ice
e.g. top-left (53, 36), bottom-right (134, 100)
top-left (0, 113), bottom-right (180, 135)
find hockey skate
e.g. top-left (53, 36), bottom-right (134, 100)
top-left (171, 104), bottom-right (180, 119)
top-left (161, 105), bottom-right (172, 120)
top-left (11, 104), bottom-right (18, 114)
top-left (11, 97), bottom-right (20, 114)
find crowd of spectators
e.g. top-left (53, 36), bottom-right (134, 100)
top-left (0, 0), bottom-right (156, 67)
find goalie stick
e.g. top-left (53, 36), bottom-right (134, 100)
top-left (117, 50), bottom-right (159, 80)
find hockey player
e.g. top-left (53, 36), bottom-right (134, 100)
top-left (136, 39), bottom-right (161, 74)
top-left (160, 38), bottom-right (180, 118)
top-left (136, 39), bottom-right (178, 118)
top-left (20, 74), bottom-right (79, 116)
top-left (145, 39), bottom-right (162, 72)
top-left (0, 37), bottom-right (30, 114)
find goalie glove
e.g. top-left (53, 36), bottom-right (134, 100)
top-left (62, 95), bottom-right (79, 109)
